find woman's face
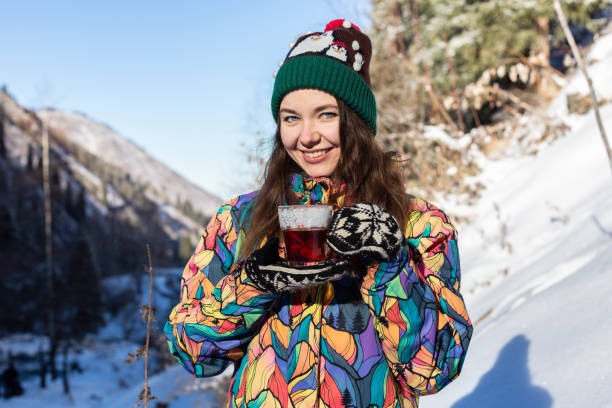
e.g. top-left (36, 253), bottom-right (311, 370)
top-left (279, 89), bottom-right (341, 178)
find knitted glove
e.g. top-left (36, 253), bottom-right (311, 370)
top-left (327, 203), bottom-right (403, 262)
top-left (244, 237), bottom-right (348, 293)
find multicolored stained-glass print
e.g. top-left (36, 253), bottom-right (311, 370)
top-left (164, 175), bottom-right (472, 407)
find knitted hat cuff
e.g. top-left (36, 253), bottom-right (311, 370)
top-left (271, 55), bottom-right (377, 135)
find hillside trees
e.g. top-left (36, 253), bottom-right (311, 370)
top-left (0, 93), bottom-right (186, 338)
top-left (0, 88), bottom-right (215, 387)
top-left (368, 0), bottom-right (610, 198)
top-left (58, 238), bottom-right (104, 338)
top-left (371, 0), bottom-right (609, 124)
top-left (175, 196), bottom-right (211, 226)
top-left (0, 105), bottom-right (6, 157)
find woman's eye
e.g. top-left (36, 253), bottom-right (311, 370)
top-left (321, 112), bottom-right (337, 119)
top-left (282, 115), bottom-right (299, 123)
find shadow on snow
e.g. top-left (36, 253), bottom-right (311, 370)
top-left (452, 335), bottom-right (552, 408)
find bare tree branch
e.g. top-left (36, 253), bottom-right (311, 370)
top-left (553, 0), bottom-right (612, 175)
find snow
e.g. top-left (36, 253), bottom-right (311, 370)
top-left (0, 334), bottom-right (49, 358)
top-left (0, 338), bottom-right (221, 408)
top-left (549, 24), bottom-right (612, 117)
top-left (0, 270), bottom-right (224, 408)
top-left (422, 125), bottom-right (472, 150)
top-left (420, 29), bottom-right (612, 408)
top-left (3, 23), bottom-right (612, 408)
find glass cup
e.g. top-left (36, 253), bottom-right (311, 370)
top-left (278, 205), bottom-right (333, 266)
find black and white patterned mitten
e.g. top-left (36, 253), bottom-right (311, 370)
top-left (327, 203), bottom-right (403, 262)
top-left (244, 237), bottom-right (348, 294)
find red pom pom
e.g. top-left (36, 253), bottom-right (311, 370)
top-left (324, 19), bottom-right (344, 31)
top-left (325, 19), bottom-right (361, 32)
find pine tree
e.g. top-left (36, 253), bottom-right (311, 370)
top-left (337, 310), bottom-right (347, 331)
top-left (26, 144), bottom-right (34, 171)
top-left (64, 182), bottom-right (74, 215)
top-left (342, 388), bottom-right (354, 408)
top-left (327, 312), bottom-right (337, 327)
top-left (0, 105), bottom-right (6, 158)
top-left (102, 180), bottom-right (108, 206)
top-left (353, 308), bottom-right (366, 333)
top-left (75, 189), bottom-right (86, 220)
top-left (51, 168), bottom-right (61, 197)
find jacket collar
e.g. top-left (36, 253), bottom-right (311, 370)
top-left (290, 174), bottom-right (339, 205)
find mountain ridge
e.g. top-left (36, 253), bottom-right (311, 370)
top-left (38, 108), bottom-right (223, 217)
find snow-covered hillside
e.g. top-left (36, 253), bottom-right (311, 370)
top-left (2, 25), bottom-right (612, 408)
top-left (38, 109), bottom-right (222, 216)
top-left (1, 88), bottom-right (220, 272)
top-left (421, 28), bottom-right (612, 408)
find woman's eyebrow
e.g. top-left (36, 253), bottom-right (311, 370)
top-left (279, 104), bottom-right (338, 115)
top-left (315, 104), bottom-right (339, 112)
top-left (279, 108), bottom-right (299, 115)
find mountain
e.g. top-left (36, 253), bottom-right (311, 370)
top-left (0, 87), bottom-right (222, 339)
top-left (37, 109), bottom-right (221, 217)
top-left (0, 87), bottom-right (222, 241)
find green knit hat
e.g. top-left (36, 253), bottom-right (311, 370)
top-left (271, 19), bottom-right (377, 135)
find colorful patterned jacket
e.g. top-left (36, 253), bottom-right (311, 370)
top-left (164, 175), bottom-right (472, 408)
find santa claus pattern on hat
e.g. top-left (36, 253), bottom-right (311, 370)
top-left (285, 19), bottom-right (370, 78)
top-left (288, 31), bottom-right (334, 58)
top-left (288, 31), bottom-right (352, 64)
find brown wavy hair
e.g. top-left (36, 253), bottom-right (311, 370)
top-left (239, 97), bottom-right (412, 259)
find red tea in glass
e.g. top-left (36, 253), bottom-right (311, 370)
top-left (278, 205), bottom-right (333, 266)
top-left (283, 227), bottom-right (328, 263)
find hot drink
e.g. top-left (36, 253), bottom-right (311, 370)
top-left (283, 227), bottom-right (328, 264)
top-left (278, 205), bottom-right (333, 266)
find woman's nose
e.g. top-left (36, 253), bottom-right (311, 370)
top-left (299, 120), bottom-right (321, 147)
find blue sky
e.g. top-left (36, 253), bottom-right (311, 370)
top-left (0, 1), bottom-right (371, 199)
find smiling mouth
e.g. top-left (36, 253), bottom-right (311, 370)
top-left (303, 149), bottom-right (331, 159)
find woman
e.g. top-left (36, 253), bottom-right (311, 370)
top-left (165, 19), bottom-right (472, 408)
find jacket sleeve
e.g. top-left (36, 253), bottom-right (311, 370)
top-left (360, 200), bottom-right (473, 396)
top-left (164, 198), bottom-right (278, 377)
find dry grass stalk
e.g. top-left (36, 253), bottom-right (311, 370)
top-left (128, 244), bottom-right (157, 407)
top-left (141, 244), bottom-right (156, 408)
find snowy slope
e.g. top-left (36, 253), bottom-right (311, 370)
top-left (0, 269), bottom-right (226, 408)
top-left (0, 334), bottom-right (221, 408)
top-left (421, 29), bottom-right (612, 408)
